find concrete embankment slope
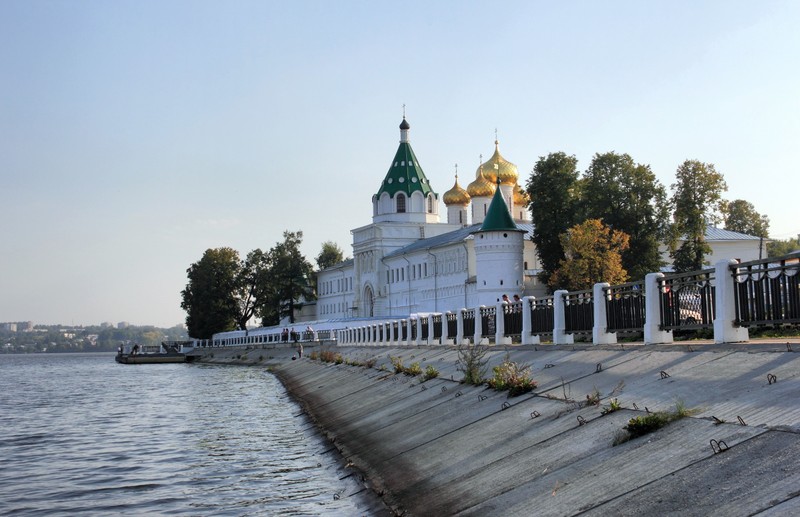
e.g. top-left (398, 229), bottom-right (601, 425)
top-left (272, 343), bottom-right (800, 516)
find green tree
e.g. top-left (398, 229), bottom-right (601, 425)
top-left (723, 199), bottom-right (770, 237)
top-left (180, 247), bottom-right (241, 339)
top-left (236, 248), bottom-right (272, 330)
top-left (670, 160), bottom-right (727, 272)
top-left (582, 152), bottom-right (670, 280)
top-left (316, 241), bottom-right (345, 270)
top-left (256, 231), bottom-right (316, 326)
top-left (550, 219), bottom-right (630, 291)
top-left (767, 237), bottom-right (800, 258)
top-left (526, 152), bottom-right (582, 287)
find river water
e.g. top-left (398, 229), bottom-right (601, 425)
top-left (0, 353), bottom-right (374, 516)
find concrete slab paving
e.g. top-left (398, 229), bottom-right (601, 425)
top-left (265, 345), bottom-right (800, 517)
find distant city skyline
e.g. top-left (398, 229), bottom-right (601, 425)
top-left (1, 1), bottom-right (798, 328)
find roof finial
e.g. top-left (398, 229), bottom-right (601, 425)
top-left (494, 127), bottom-right (499, 146)
top-left (454, 163), bottom-right (458, 180)
top-left (402, 103), bottom-right (406, 118)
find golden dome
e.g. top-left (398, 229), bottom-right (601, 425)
top-left (513, 183), bottom-right (530, 207)
top-left (478, 140), bottom-right (518, 186)
top-left (443, 174), bottom-right (470, 206)
top-left (467, 166), bottom-right (496, 198)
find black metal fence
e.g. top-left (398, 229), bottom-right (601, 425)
top-left (480, 306), bottom-right (496, 339)
top-left (733, 253), bottom-right (800, 326)
top-left (462, 308), bottom-right (475, 338)
top-left (401, 320), bottom-right (408, 341)
top-left (504, 301), bottom-right (523, 337)
top-left (605, 281), bottom-right (645, 333)
top-left (419, 317), bottom-right (429, 341)
top-left (564, 290), bottom-right (594, 334)
top-left (447, 312), bottom-right (458, 338)
top-left (659, 269), bottom-right (715, 330)
top-left (530, 297), bottom-right (555, 336)
top-left (432, 314), bottom-right (443, 339)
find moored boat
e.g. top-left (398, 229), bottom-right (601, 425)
top-left (115, 341), bottom-right (192, 364)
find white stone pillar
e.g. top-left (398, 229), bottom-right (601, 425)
top-left (521, 296), bottom-right (540, 345)
top-left (456, 310), bottom-right (465, 345)
top-left (644, 273), bottom-right (673, 345)
top-left (442, 312), bottom-right (451, 344)
top-left (593, 283), bottom-right (617, 345)
top-left (714, 259), bottom-right (749, 344)
top-left (475, 306), bottom-right (484, 345)
top-left (553, 290), bottom-right (574, 345)
top-left (428, 314), bottom-right (437, 345)
top-left (496, 302), bottom-right (511, 345)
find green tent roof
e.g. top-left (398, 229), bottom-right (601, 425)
top-left (480, 185), bottom-right (520, 232)
top-left (376, 141), bottom-right (436, 198)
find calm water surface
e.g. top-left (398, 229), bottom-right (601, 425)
top-left (0, 353), bottom-right (370, 516)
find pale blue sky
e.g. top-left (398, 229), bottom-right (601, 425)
top-left (1, 1), bottom-right (798, 328)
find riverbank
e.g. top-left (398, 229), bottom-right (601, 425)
top-left (195, 341), bottom-right (800, 515)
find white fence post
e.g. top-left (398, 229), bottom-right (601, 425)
top-left (457, 309), bottom-right (465, 345)
top-left (593, 283), bottom-right (617, 345)
top-left (553, 290), bottom-right (574, 345)
top-left (521, 296), bottom-right (540, 345)
top-left (643, 273), bottom-right (673, 345)
top-left (714, 259), bottom-right (749, 344)
top-left (496, 302), bottom-right (511, 345)
top-left (475, 306), bottom-right (485, 345)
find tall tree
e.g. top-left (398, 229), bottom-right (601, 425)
top-left (256, 231), bottom-right (316, 326)
top-left (723, 199), bottom-right (770, 237)
top-left (316, 241), bottom-right (345, 270)
top-left (670, 160), bottom-right (727, 272)
top-left (549, 219), bottom-right (630, 291)
top-left (235, 249), bottom-right (272, 330)
top-left (180, 247), bottom-right (241, 339)
top-left (526, 152), bottom-right (582, 287)
top-left (582, 152), bottom-right (670, 280)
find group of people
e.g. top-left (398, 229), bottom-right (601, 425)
top-left (500, 294), bottom-right (522, 303)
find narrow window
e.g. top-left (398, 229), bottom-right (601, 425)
top-left (427, 195), bottom-right (434, 213)
top-left (396, 193), bottom-right (406, 213)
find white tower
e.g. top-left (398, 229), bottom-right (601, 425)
top-left (473, 182), bottom-right (525, 306)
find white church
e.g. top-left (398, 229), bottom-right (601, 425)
top-left (314, 117), bottom-right (763, 322)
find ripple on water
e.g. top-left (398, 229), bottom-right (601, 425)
top-left (0, 354), bottom-right (376, 516)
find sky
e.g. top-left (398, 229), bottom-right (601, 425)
top-left (1, 1), bottom-right (798, 328)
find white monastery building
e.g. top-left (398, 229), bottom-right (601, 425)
top-left (315, 117), bottom-right (763, 322)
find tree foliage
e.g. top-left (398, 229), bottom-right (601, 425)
top-left (526, 152), bottom-right (582, 287)
top-left (180, 247), bottom-right (241, 339)
top-left (670, 160), bottom-right (727, 272)
top-left (581, 152), bottom-right (670, 280)
top-left (723, 199), bottom-right (770, 238)
top-left (767, 237), bottom-right (800, 258)
top-left (550, 219), bottom-right (630, 291)
top-left (180, 232), bottom-right (317, 336)
top-left (254, 231), bottom-right (316, 326)
top-left (316, 241), bottom-right (345, 270)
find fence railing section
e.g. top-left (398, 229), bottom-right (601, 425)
top-left (432, 314), bottom-right (443, 339)
top-left (462, 308), bottom-right (476, 338)
top-left (564, 290), bottom-right (594, 334)
top-left (659, 268), bottom-right (715, 330)
top-left (504, 301), bottom-right (523, 336)
top-left (604, 281), bottom-right (645, 333)
top-left (733, 254), bottom-right (800, 326)
top-left (446, 312), bottom-right (458, 338)
top-left (480, 306), bottom-right (496, 339)
top-left (530, 297), bottom-right (555, 336)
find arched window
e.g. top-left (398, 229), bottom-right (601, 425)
top-left (427, 195), bottom-right (434, 213)
top-left (396, 193), bottom-right (406, 213)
